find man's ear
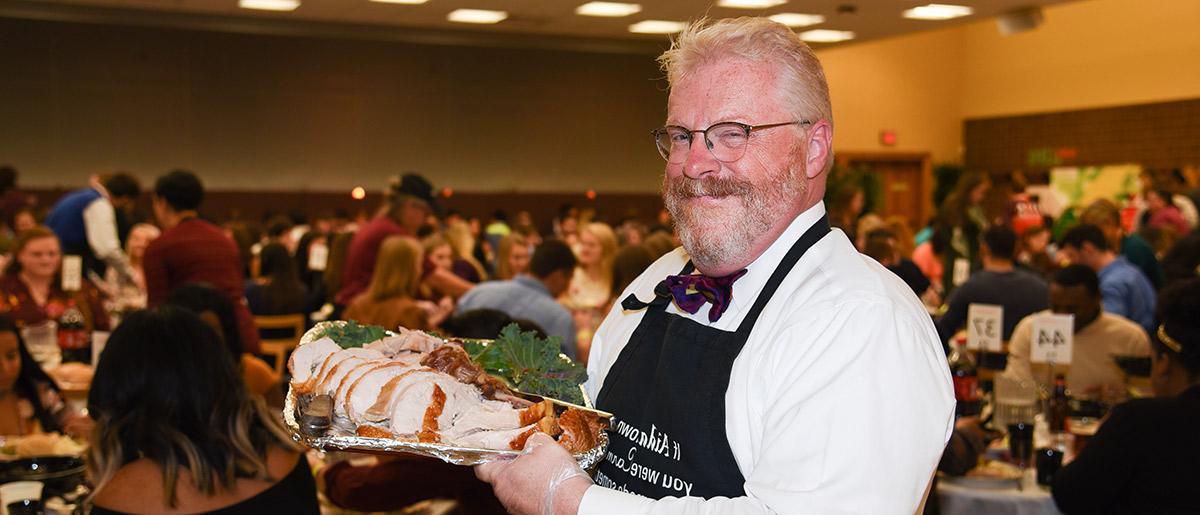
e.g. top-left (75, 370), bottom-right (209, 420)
top-left (804, 121), bottom-right (833, 180)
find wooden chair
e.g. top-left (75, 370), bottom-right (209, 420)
top-left (255, 314), bottom-right (306, 376)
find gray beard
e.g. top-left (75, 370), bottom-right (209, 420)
top-left (663, 166), bottom-right (804, 272)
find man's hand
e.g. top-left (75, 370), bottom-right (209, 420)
top-left (475, 433), bottom-right (593, 515)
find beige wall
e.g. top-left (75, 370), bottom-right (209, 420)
top-left (0, 18), bottom-right (669, 193)
top-left (818, 0), bottom-right (1200, 165)
top-left (818, 26), bottom-right (966, 165)
top-left (5, 0), bottom-right (1199, 194)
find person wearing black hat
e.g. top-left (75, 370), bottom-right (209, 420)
top-left (335, 173), bottom-right (471, 313)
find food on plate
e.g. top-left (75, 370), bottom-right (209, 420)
top-left (1, 433), bottom-right (85, 458)
top-left (47, 363), bottom-right (93, 388)
top-left (459, 324), bottom-right (588, 405)
top-left (967, 459), bottom-right (1023, 480)
top-left (288, 325), bottom-right (605, 454)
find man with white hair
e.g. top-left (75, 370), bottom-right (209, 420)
top-left (478, 17), bottom-right (953, 514)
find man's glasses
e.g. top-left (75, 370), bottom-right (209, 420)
top-left (652, 120), bottom-right (811, 163)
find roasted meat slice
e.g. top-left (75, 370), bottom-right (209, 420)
top-left (366, 328), bottom-right (445, 356)
top-left (421, 344), bottom-right (517, 400)
top-left (288, 337), bottom-right (341, 391)
top-left (556, 408), bottom-right (607, 454)
top-left (345, 364), bottom-right (428, 425)
top-left (418, 384), bottom-right (447, 443)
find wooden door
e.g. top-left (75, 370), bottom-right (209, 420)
top-left (836, 152), bottom-right (932, 229)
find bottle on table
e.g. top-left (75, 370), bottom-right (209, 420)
top-left (949, 338), bottom-right (982, 417)
top-left (56, 302), bottom-right (91, 364)
top-left (1048, 373), bottom-right (1070, 433)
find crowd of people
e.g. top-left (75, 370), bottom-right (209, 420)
top-left (1, 15), bottom-right (1199, 515)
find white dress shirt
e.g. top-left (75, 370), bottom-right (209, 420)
top-left (582, 202), bottom-right (955, 514)
top-left (82, 186), bottom-right (134, 282)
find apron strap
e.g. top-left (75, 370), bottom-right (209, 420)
top-left (735, 214), bottom-right (831, 336)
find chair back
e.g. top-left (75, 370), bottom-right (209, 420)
top-left (255, 314), bottom-right (306, 376)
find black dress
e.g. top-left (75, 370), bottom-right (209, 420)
top-left (91, 454), bottom-right (319, 515)
top-left (1052, 384), bottom-right (1200, 514)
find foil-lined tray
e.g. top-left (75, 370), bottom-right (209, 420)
top-left (283, 322), bottom-right (610, 468)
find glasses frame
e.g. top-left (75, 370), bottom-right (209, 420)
top-left (652, 120), bottom-right (813, 163)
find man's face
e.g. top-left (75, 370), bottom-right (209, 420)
top-left (1049, 283), bottom-right (1100, 332)
top-left (1059, 245), bottom-right (1085, 268)
top-left (662, 57), bottom-right (807, 272)
top-left (400, 199), bottom-right (431, 233)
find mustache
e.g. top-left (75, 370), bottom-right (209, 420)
top-left (663, 175), bottom-right (755, 199)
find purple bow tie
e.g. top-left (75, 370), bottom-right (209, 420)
top-left (664, 269), bottom-right (748, 322)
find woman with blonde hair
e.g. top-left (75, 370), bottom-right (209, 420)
top-left (88, 306), bottom-right (318, 514)
top-left (494, 233), bottom-right (531, 281)
top-left (560, 222), bottom-right (617, 357)
top-left (445, 220), bottom-right (487, 282)
top-left (345, 236), bottom-right (448, 330)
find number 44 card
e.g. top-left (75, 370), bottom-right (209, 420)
top-left (1031, 313), bottom-right (1074, 364)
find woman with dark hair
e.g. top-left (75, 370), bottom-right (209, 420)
top-left (246, 242), bottom-right (308, 316)
top-left (293, 231), bottom-right (329, 310)
top-left (1052, 278), bottom-right (1200, 514)
top-left (0, 315), bottom-right (87, 436)
top-left (88, 306), bottom-right (318, 514)
top-left (167, 284), bottom-right (279, 400)
top-left (933, 171), bottom-right (991, 296)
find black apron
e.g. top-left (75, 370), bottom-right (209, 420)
top-left (594, 216), bottom-right (830, 499)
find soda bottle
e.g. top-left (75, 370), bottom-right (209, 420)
top-left (56, 301), bottom-right (91, 364)
top-left (949, 338), bottom-right (981, 417)
top-left (1048, 374), bottom-right (1070, 433)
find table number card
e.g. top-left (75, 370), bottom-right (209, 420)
top-left (967, 303), bottom-right (1003, 352)
top-left (952, 258), bottom-right (971, 287)
top-left (1031, 314), bottom-right (1074, 364)
top-left (62, 255), bottom-right (83, 292)
top-left (308, 243), bottom-right (329, 271)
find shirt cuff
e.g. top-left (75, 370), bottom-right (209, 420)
top-left (578, 485), bottom-right (652, 515)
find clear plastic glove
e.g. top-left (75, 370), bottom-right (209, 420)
top-left (476, 433), bottom-right (593, 515)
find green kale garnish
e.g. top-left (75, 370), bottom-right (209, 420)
top-left (316, 320), bottom-right (387, 349)
top-left (471, 324), bottom-right (588, 405)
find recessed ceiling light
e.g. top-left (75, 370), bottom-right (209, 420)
top-left (238, 0), bottom-right (298, 11)
top-left (717, 0), bottom-right (787, 8)
top-left (576, 2), bottom-right (642, 17)
top-left (768, 13), bottom-right (824, 27)
top-left (448, 9), bottom-right (508, 24)
top-left (903, 3), bottom-right (974, 20)
top-left (799, 29), bottom-right (855, 43)
top-left (369, 0), bottom-right (427, 4)
top-left (628, 20), bottom-right (687, 34)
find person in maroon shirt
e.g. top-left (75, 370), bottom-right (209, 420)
top-left (142, 170), bottom-right (261, 354)
top-left (335, 174), bottom-right (473, 308)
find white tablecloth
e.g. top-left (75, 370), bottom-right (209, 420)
top-left (938, 479), bottom-right (1063, 515)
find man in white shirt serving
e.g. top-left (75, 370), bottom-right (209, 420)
top-left (477, 17), bottom-right (954, 514)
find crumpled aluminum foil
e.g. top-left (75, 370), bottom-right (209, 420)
top-left (284, 321), bottom-right (609, 468)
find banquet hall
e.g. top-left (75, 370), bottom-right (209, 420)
top-left (2, 0), bottom-right (1199, 513)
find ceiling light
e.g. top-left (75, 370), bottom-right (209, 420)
top-left (903, 3), bottom-right (974, 20)
top-left (628, 20), bottom-right (687, 34)
top-left (799, 29), bottom-right (855, 43)
top-left (717, 0), bottom-right (787, 8)
top-left (768, 13), bottom-right (824, 27)
top-left (238, 0), bottom-right (299, 11)
top-left (369, 0), bottom-right (428, 4)
top-left (576, 2), bottom-right (641, 17)
top-left (447, 9), bottom-right (507, 24)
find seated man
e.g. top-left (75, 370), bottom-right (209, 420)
top-left (454, 240), bottom-right (577, 359)
top-left (936, 225), bottom-right (1049, 349)
top-left (1060, 223), bottom-right (1157, 334)
top-left (1005, 265), bottom-right (1150, 398)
